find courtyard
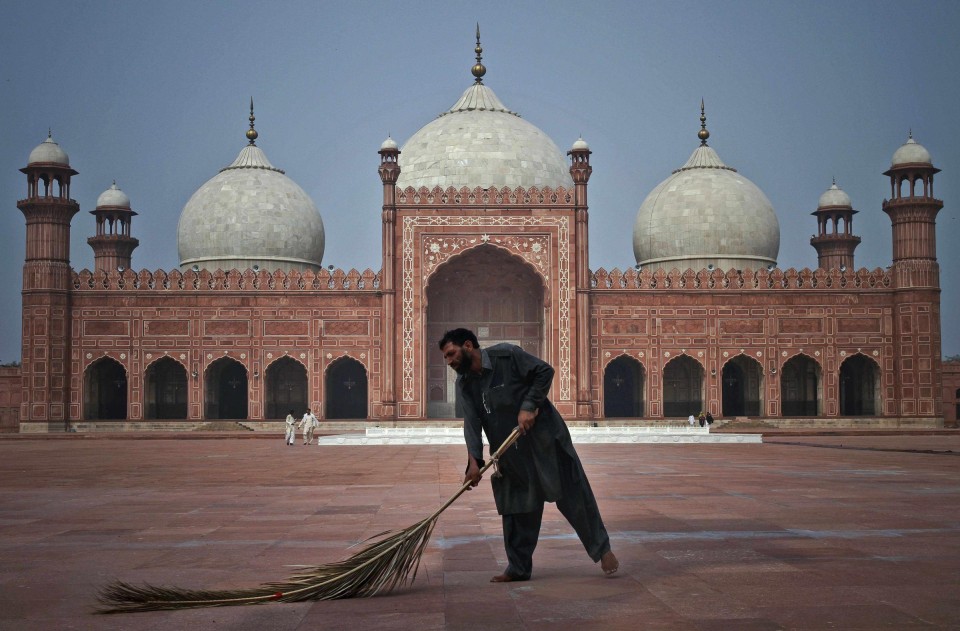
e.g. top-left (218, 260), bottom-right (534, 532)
top-left (0, 432), bottom-right (958, 630)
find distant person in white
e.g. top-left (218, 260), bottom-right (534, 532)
top-left (299, 408), bottom-right (319, 445)
top-left (284, 409), bottom-right (297, 446)
top-left (688, 414), bottom-right (696, 427)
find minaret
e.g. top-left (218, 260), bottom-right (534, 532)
top-left (883, 132), bottom-right (942, 288)
top-left (810, 179), bottom-right (860, 270)
top-left (378, 134), bottom-right (400, 419)
top-left (882, 132), bottom-right (943, 422)
top-left (87, 181), bottom-right (139, 272)
top-left (569, 136), bottom-right (593, 416)
top-left (17, 132), bottom-right (80, 428)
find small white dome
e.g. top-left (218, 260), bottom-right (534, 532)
top-left (891, 134), bottom-right (932, 167)
top-left (96, 182), bottom-right (131, 209)
top-left (818, 181), bottom-right (851, 208)
top-left (380, 136), bottom-right (398, 151)
top-left (633, 142), bottom-right (780, 271)
top-left (396, 83), bottom-right (574, 191)
top-left (28, 133), bottom-right (70, 166)
top-left (177, 142), bottom-right (325, 272)
top-left (571, 137), bottom-right (589, 151)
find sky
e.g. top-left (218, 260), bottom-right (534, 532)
top-left (1, 0), bottom-right (958, 363)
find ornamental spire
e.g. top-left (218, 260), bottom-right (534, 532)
top-left (698, 99), bottom-right (710, 146)
top-left (246, 97), bottom-right (258, 146)
top-left (472, 23), bottom-right (486, 84)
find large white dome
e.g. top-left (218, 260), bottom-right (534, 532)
top-left (396, 82), bottom-right (573, 191)
top-left (177, 140), bottom-right (325, 273)
top-left (633, 135), bottom-right (780, 272)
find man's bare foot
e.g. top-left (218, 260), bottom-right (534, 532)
top-left (490, 573), bottom-right (528, 583)
top-left (600, 550), bottom-right (619, 576)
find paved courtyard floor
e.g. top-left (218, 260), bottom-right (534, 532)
top-left (0, 433), bottom-right (958, 630)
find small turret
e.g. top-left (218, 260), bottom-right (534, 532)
top-left (87, 181), bottom-right (139, 272)
top-left (810, 179), bottom-right (860, 271)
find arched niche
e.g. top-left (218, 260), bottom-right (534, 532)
top-left (721, 355), bottom-right (762, 417)
top-left (325, 356), bottom-right (368, 420)
top-left (603, 355), bottom-right (645, 418)
top-left (839, 354), bottom-right (881, 416)
top-left (781, 354), bottom-right (821, 416)
top-left (84, 357), bottom-right (128, 420)
top-left (424, 244), bottom-right (545, 418)
top-left (205, 357), bottom-right (248, 420)
top-left (265, 356), bottom-right (308, 419)
top-left (662, 355), bottom-right (704, 418)
top-left (144, 357), bottom-right (188, 419)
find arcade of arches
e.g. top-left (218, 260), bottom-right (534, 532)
top-left (79, 348), bottom-right (889, 422)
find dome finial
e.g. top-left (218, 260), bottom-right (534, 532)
top-left (472, 23), bottom-right (486, 84)
top-left (698, 99), bottom-right (710, 146)
top-left (246, 97), bottom-right (258, 146)
top-left (908, 127), bottom-right (913, 140)
top-left (47, 127), bottom-right (52, 139)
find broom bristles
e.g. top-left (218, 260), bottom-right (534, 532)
top-left (97, 428), bottom-right (520, 614)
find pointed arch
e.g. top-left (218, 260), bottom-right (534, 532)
top-left (84, 357), bottom-right (127, 420)
top-left (721, 354), bottom-right (763, 417)
top-left (325, 356), bottom-right (368, 419)
top-left (603, 355), bottom-right (645, 418)
top-left (424, 244), bottom-right (545, 418)
top-left (781, 353), bottom-right (821, 416)
top-left (662, 355), bottom-right (704, 417)
top-left (144, 356), bottom-right (188, 419)
top-left (840, 353), bottom-right (881, 416)
top-left (205, 357), bottom-right (248, 419)
top-left (265, 356), bottom-right (308, 419)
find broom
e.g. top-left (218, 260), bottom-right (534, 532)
top-left (97, 427), bottom-right (522, 613)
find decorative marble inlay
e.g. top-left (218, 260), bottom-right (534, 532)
top-left (402, 215), bottom-right (571, 403)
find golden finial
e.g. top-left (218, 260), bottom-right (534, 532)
top-left (698, 99), bottom-right (710, 146)
top-left (472, 23), bottom-right (486, 84)
top-left (246, 97), bottom-right (258, 146)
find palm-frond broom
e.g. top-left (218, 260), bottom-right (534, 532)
top-left (97, 427), bottom-right (521, 613)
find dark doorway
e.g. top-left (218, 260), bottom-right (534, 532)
top-left (780, 354), bottom-right (820, 416)
top-left (326, 357), bottom-right (367, 419)
top-left (83, 357), bottom-right (127, 420)
top-left (721, 355), bottom-right (762, 417)
top-left (205, 358), bottom-right (248, 419)
top-left (425, 245), bottom-right (544, 418)
top-left (265, 357), bottom-right (308, 419)
top-left (603, 356), bottom-right (645, 418)
top-left (840, 354), bottom-right (880, 416)
top-left (663, 355), bottom-right (703, 417)
top-left (145, 357), bottom-right (188, 419)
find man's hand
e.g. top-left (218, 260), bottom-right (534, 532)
top-left (463, 456), bottom-right (482, 489)
top-left (517, 408), bottom-right (538, 435)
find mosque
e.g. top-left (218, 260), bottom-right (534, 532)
top-left (11, 34), bottom-right (947, 431)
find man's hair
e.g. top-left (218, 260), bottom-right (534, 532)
top-left (438, 328), bottom-right (479, 350)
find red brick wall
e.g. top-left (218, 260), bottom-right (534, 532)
top-left (943, 361), bottom-right (960, 427)
top-left (0, 366), bottom-right (22, 432)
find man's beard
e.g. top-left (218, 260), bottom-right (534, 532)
top-left (453, 347), bottom-right (471, 375)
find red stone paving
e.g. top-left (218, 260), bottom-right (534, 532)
top-left (0, 433), bottom-right (958, 630)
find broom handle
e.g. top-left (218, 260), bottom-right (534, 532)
top-left (424, 426), bottom-right (523, 522)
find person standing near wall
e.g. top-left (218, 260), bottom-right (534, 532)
top-left (284, 409), bottom-right (297, 446)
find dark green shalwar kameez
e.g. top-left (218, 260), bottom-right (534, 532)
top-left (457, 343), bottom-right (611, 580)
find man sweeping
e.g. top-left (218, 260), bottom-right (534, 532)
top-left (438, 328), bottom-right (619, 582)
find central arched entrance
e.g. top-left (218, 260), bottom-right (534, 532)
top-left (425, 245), bottom-right (545, 418)
top-left (721, 355), bottom-right (762, 417)
top-left (603, 355), bottom-right (645, 418)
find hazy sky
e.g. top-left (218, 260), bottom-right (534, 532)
top-left (2, 0), bottom-right (958, 362)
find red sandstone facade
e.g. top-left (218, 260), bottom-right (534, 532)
top-left (13, 134), bottom-right (946, 431)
